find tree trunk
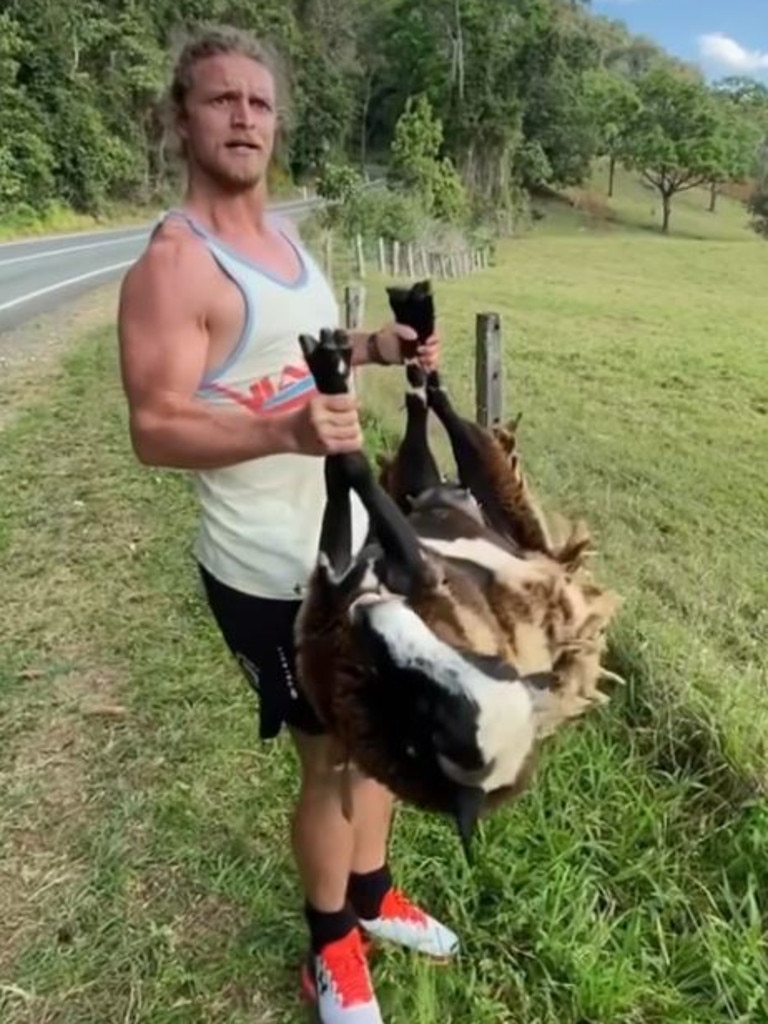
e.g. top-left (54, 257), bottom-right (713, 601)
top-left (359, 75), bottom-right (371, 172)
top-left (709, 181), bottom-right (718, 213)
top-left (454, 0), bottom-right (465, 102)
top-left (608, 154), bottom-right (616, 198)
top-left (662, 191), bottom-right (672, 233)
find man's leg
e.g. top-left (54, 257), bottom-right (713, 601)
top-left (289, 727), bottom-right (459, 979)
top-left (290, 729), bottom-right (386, 1023)
top-left (289, 730), bottom-right (394, 908)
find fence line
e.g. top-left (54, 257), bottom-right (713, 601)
top-left (319, 230), bottom-right (492, 285)
top-left (372, 237), bottom-right (491, 280)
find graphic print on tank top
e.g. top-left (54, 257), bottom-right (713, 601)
top-left (163, 207), bottom-right (341, 420)
top-left (205, 361), bottom-right (319, 417)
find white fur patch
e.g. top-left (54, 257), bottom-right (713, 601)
top-left (418, 535), bottom-right (551, 586)
top-left (359, 600), bottom-right (536, 792)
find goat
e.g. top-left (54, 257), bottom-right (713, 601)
top-left (293, 283), bottom-right (622, 860)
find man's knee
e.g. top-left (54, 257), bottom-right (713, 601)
top-left (290, 729), bottom-right (354, 782)
top-left (289, 729), bottom-right (384, 800)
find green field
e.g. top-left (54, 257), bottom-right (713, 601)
top-left (1, 170), bottom-right (767, 1023)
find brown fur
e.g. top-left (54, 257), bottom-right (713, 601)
top-left (295, 525), bottom-right (621, 819)
top-left (375, 414), bottom-right (624, 742)
top-left (295, 384), bottom-right (623, 824)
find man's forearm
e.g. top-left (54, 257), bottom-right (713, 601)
top-left (129, 394), bottom-right (299, 470)
top-left (348, 329), bottom-right (392, 367)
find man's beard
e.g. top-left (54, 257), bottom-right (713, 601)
top-left (189, 148), bottom-right (267, 193)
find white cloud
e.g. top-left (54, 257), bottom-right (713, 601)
top-left (698, 32), bottom-right (768, 73)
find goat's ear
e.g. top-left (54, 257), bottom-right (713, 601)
top-left (453, 784), bottom-right (485, 863)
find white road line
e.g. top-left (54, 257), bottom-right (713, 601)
top-left (0, 225), bottom-right (152, 252)
top-left (0, 233), bottom-right (147, 268)
top-left (0, 259), bottom-right (135, 314)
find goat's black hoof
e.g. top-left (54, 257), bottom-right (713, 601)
top-left (386, 280), bottom-right (435, 343)
top-left (299, 328), bottom-right (353, 395)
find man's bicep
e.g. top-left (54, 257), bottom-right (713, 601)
top-left (117, 242), bottom-right (209, 412)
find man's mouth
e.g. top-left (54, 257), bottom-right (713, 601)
top-left (226, 140), bottom-right (260, 152)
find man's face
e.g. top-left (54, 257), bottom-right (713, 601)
top-left (177, 52), bottom-right (277, 191)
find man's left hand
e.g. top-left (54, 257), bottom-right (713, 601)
top-left (370, 322), bottom-right (441, 371)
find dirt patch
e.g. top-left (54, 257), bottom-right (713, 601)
top-left (0, 281), bottom-right (122, 431)
top-left (566, 187), bottom-right (619, 223)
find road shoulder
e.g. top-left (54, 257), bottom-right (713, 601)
top-left (0, 282), bottom-right (122, 432)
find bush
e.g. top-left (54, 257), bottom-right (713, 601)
top-left (747, 183), bottom-right (768, 239)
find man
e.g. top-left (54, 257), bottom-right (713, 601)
top-left (117, 23), bottom-right (459, 1024)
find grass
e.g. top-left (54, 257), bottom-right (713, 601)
top-left (0, 174), bottom-right (304, 242)
top-left (0, 200), bottom-right (164, 242)
top-left (1, 168), bottom-right (767, 1023)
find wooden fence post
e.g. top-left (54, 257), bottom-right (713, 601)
top-left (345, 283), bottom-right (367, 396)
top-left (323, 231), bottom-right (333, 283)
top-left (355, 233), bottom-right (365, 279)
top-left (475, 312), bottom-right (503, 428)
top-left (406, 243), bottom-right (415, 279)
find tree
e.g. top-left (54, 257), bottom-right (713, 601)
top-left (582, 67), bottom-right (640, 196)
top-left (389, 93), bottom-right (467, 222)
top-left (622, 68), bottom-right (724, 233)
top-left (705, 102), bottom-right (762, 213)
top-left (747, 139), bottom-right (768, 238)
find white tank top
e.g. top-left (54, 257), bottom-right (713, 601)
top-left (155, 208), bottom-right (370, 600)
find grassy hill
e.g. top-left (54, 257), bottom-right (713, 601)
top-left (530, 160), bottom-right (758, 242)
top-left (1, 167), bottom-right (766, 1023)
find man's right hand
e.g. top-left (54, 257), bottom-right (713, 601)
top-left (287, 394), bottom-right (364, 456)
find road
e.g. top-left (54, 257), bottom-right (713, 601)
top-left (0, 196), bottom-right (320, 334)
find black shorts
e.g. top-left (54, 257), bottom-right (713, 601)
top-left (198, 563), bottom-right (326, 740)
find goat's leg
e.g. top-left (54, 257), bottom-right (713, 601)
top-left (318, 456), bottom-right (353, 575)
top-left (426, 378), bottom-right (514, 528)
top-left (383, 362), bottom-right (443, 512)
top-left (382, 280), bottom-right (550, 551)
top-left (299, 329), bottom-right (434, 598)
top-left (426, 375), bottom-right (553, 554)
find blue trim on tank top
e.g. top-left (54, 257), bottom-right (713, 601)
top-left (160, 211), bottom-right (256, 387)
top-left (166, 207), bottom-right (309, 290)
top-left (157, 207), bottom-right (309, 387)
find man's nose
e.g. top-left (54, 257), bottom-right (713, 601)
top-left (231, 95), bottom-right (254, 125)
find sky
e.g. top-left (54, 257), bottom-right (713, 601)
top-left (590, 0), bottom-right (768, 81)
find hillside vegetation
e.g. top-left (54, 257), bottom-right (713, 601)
top-left (3, 0), bottom-right (768, 242)
top-left (1, 163), bottom-right (767, 1023)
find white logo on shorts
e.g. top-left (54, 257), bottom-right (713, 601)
top-left (235, 652), bottom-right (261, 694)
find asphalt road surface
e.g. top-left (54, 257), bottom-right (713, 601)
top-left (0, 196), bottom-right (320, 334)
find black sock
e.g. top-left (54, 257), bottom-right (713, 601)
top-left (346, 864), bottom-right (393, 920)
top-left (304, 901), bottom-right (357, 954)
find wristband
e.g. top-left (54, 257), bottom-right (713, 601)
top-left (365, 331), bottom-right (390, 365)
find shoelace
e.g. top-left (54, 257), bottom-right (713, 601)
top-left (320, 931), bottom-right (373, 1007)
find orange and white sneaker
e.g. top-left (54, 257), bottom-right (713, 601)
top-left (301, 928), bottom-right (385, 1024)
top-left (357, 888), bottom-right (460, 959)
